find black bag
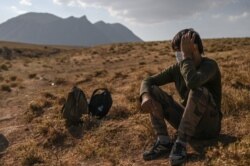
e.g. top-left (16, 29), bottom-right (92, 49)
top-left (61, 86), bottom-right (88, 123)
top-left (88, 88), bottom-right (112, 119)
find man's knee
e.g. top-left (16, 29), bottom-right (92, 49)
top-left (189, 87), bottom-right (209, 97)
top-left (188, 87), bottom-right (210, 103)
top-left (151, 86), bottom-right (162, 95)
top-left (150, 86), bottom-right (175, 110)
top-left (150, 86), bottom-right (170, 101)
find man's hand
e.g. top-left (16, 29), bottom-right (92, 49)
top-left (141, 93), bottom-right (163, 119)
top-left (181, 32), bottom-right (196, 59)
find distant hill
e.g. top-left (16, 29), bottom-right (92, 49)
top-left (0, 12), bottom-right (143, 46)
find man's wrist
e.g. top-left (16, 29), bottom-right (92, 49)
top-left (141, 92), bottom-right (150, 101)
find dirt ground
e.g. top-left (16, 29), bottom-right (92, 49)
top-left (0, 38), bottom-right (249, 166)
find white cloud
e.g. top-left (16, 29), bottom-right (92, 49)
top-left (53, 0), bottom-right (61, 5)
top-left (52, 0), bottom-right (233, 24)
top-left (10, 6), bottom-right (27, 14)
top-left (53, 0), bottom-right (87, 7)
top-left (19, 0), bottom-right (32, 6)
top-left (228, 12), bottom-right (248, 21)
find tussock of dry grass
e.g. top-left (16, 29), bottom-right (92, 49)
top-left (1, 84), bottom-right (11, 92)
top-left (0, 38), bottom-right (249, 165)
top-left (28, 73), bottom-right (37, 79)
top-left (0, 64), bottom-right (9, 71)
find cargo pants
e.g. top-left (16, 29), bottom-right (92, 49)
top-left (149, 86), bottom-right (222, 139)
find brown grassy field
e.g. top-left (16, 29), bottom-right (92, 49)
top-left (0, 38), bottom-right (249, 166)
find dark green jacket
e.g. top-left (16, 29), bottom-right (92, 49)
top-left (140, 57), bottom-right (222, 110)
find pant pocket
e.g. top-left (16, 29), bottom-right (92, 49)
top-left (194, 110), bottom-right (220, 139)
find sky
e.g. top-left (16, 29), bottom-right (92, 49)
top-left (0, 0), bottom-right (249, 41)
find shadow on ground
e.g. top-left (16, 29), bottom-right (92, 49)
top-left (188, 134), bottom-right (238, 162)
top-left (0, 133), bottom-right (9, 158)
top-left (66, 118), bottom-right (101, 139)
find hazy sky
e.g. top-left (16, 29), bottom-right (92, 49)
top-left (0, 0), bottom-right (249, 41)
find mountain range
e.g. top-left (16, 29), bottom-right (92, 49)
top-left (0, 12), bottom-right (142, 46)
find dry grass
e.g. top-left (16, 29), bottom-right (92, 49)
top-left (1, 84), bottom-right (11, 92)
top-left (0, 38), bottom-right (249, 165)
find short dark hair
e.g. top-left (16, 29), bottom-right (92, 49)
top-left (171, 28), bottom-right (204, 54)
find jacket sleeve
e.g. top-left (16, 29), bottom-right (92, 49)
top-left (140, 64), bottom-right (176, 97)
top-left (180, 58), bottom-right (217, 89)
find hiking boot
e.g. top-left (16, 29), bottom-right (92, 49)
top-left (143, 140), bottom-right (173, 161)
top-left (169, 142), bottom-right (187, 166)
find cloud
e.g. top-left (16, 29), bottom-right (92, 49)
top-left (212, 14), bottom-right (222, 19)
top-left (228, 12), bottom-right (248, 21)
top-left (19, 0), bottom-right (32, 6)
top-left (52, 0), bottom-right (233, 24)
top-left (10, 6), bottom-right (27, 14)
top-left (53, 0), bottom-right (85, 7)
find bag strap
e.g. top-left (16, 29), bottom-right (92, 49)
top-left (90, 88), bottom-right (109, 99)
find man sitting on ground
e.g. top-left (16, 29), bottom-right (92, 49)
top-left (140, 28), bottom-right (222, 165)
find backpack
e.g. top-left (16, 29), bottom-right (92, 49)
top-left (61, 86), bottom-right (88, 124)
top-left (88, 88), bottom-right (113, 119)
